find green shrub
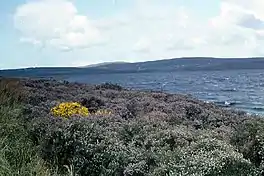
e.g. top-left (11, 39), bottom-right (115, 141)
top-left (231, 118), bottom-right (264, 172)
top-left (31, 116), bottom-right (127, 175)
top-left (175, 137), bottom-right (258, 176)
top-left (80, 97), bottom-right (105, 113)
top-left (95, 82), bottom-right (123, 91)
top-left (1, 78), bottom-right (260, 176)
top-left (143, 130), bottom-right (258, 176)
top-left (31, 116), bottom-right (259, 176)
top-left (0, 78), bottom-right (65, 176)
top-left (0, 78), bottom-right (24, 106)
top-left (0, 106), bottom-right (54, 176)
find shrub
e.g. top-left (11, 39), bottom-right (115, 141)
top-left (31, 115), bottom-right (259, 176)
top-left (33, 117), bottom-right (129, 176)
top-left (51, 102), bottom-right (89, 118)
top-left (176, 137), bottom-right (258, 176)
top-left (95, 82), bottom-right (123, 91)
top-left (0, 78), bottom-right (72, 175)
top-left (80, 97), bottom-right (105, 113)
top-left (94, 109), bottom-right (112, 116)
top-left (231, 118), bottom-right (264, 171)
top-left (0, 106), bottom-right (55, 176)
top-left (6, 78), bottom-right (262, 175)
top-left (0, 78), bottom-right (24, 106)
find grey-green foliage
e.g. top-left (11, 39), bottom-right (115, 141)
top-left (31, 116), bottom-right (259, 176)
top-left (0, 106), bottom-right (53, 176)
top-left (2, 78), bottom-right (260, 176)
top-left (161, 137), bottom-right (259, 176)
top-left (231, 118), bottom-right (264, 173)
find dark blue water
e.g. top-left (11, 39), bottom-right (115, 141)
top-left (65, 69), bottom-right (264, 115)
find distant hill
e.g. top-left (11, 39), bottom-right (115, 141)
top-left (1, 57), bottom-right (264, 78)
top-left (81, 61), bottom-right (129, 68)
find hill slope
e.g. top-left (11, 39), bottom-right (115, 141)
top-left (1, 57), bottom-right (264, 78)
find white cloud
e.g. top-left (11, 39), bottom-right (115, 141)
top-left (222, 0), bottom-right (264, 19)
top-left (208, 0), bottom-right (264, 55)
top-left (133, 37), bottom-right (151, 53)
top-left (14, 0), bottom-right (103, 51)
top-left (94, 0), bottom-right (264, 61)
top-left (211, 1), bottom-right (264, 30)
top-left (13, 0), bottom-right (264, 66)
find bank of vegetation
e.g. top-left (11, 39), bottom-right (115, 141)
top-left (1, 78), bottom-right (264, 175)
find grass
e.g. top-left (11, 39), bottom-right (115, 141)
top-left (0, 78), bottom-right (63, 176)
top-left (0, 106), bottom-right (50, 176)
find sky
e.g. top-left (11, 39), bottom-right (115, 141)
top-left (1, 0), bottom-right (264, 69)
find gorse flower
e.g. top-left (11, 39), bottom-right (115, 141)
top-left (50, 102), bottom-right (112, 118)
top-left (51, 102), bottom-right (89, 118)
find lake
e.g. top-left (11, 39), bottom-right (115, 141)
top-left (65, 69), bottom-right (264, 115)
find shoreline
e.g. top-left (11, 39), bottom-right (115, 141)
top-left (19, 78), bottom-right (257, 128)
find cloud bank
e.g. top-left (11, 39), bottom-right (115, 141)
top-left (13, 0), bottom-right (264, 65)
top-left (14, 0), bottom-right (103, 51)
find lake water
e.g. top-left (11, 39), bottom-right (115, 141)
top-left (65, 69), bottom-right (264, 115)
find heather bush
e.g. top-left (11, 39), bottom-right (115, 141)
top-left (94, 109), bottom-right (112, 116)
top-left (231, 118), bottom-right (264, 172)
top-left (174, 137), bottom-right (259, 176)
top-left (21, 78), bottom-right (250, 130)
top-left (30, 115), bottom-right (259, 176)
top-left (0, 78), bottom-right (24, 105)
top-left (2, 78), bottom-right (262, 176)
top-left (96, 82), bottom-right (123, 91)
top-left (31, 116), bottom-right (130, 175)
top-left (80, 96), bottom-right (105, 113)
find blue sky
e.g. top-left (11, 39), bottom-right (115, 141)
top-left (1, 0), bottom-right (264, 69)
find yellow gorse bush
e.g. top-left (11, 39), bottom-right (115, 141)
top-left (51, 102), bottom-right (89, 118)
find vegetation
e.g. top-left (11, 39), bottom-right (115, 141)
top-left (51, 102), bottom-right (89, 118)
top-left (1, 78), bottom-right (264, 175)
top-left (0, 78), bottom-right (54, 176)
